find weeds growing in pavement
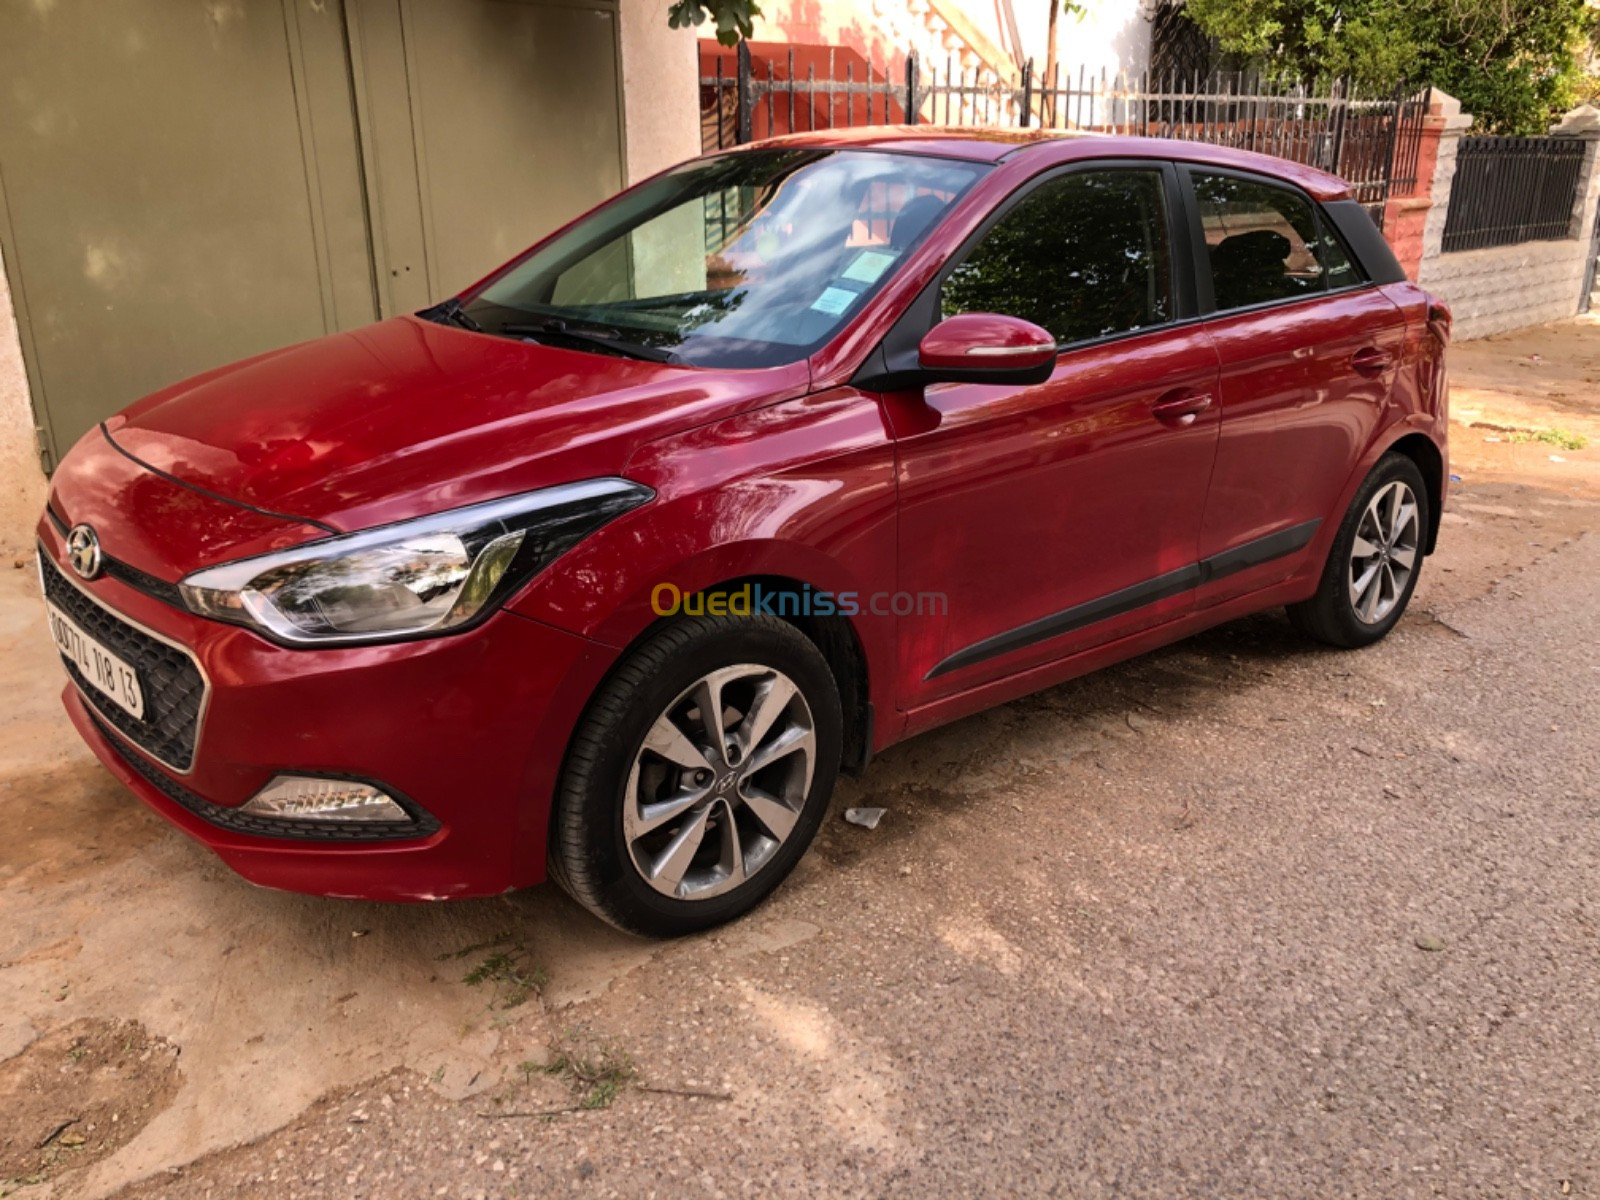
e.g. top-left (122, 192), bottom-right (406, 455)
top-left (1509, 427), bottom-right (1587, 451)
top-left (441, 932), bottom-right (547, 1009)
top-left (544, 1046), bottom-right (638, 1110)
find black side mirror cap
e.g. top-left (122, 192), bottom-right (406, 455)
top-left (850, 344), bottom-right (1057, 391)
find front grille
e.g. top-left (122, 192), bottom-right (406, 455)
top-left (102, 557), bottom-right (186, 609)
top-left (40, 549), bottom-right (206, 772)
top-left (47, 504), bottom-right (185, 610)
top-left (90, 713), bottom-right (438, 842)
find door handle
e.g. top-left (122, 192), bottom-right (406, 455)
top-left (1151, 389), bottom-right (1213, 428)
top-left (1351, 346), bottom-right (1392, 377)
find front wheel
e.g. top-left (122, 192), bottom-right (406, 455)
top-left (548, 615), bottom-right (842, 937)
top-left (1288, 452), bottom-right (1430, 648)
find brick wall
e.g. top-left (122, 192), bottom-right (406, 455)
top-left (1380, 106), bottom-right (1447, 281)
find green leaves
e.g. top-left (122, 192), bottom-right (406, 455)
top-left (667, 0), bottom-right (762, 47)
top-left (1181, 0), bottom-right (1596, 133)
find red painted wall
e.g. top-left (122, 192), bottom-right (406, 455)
top-left (700, 41), bottom-right (907, 146)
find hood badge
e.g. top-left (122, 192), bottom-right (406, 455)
top-left (66, 524), bottom-right (103, 580)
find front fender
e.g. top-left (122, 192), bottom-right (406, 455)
top-left (506, 387), bottom-right (902, 724)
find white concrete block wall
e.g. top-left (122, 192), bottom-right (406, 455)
top-left (1418, 238), bottom-right (1593, 340)
top-left (1417, 104), bottom-right (1600, 342)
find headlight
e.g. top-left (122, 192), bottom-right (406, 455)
top-left (179, 478), bottom-right (652, 644)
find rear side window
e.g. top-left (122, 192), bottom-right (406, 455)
top-left (1318, 221), bottom-right (1362, 290)
top-left (940, 169), bottom-right (1173, 347)
top-left (1192, 172), bottom-right (1358, 311)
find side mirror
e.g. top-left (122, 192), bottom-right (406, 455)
top-left (917, 313), bottom-right (1057, 384)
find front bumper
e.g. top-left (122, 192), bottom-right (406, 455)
top-left (40, 518), bottom-right (615, 901)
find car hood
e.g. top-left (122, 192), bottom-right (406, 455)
top-left (107, 316), bottom-right (810, 533)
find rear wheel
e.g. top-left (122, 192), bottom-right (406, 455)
top-left (549, 615), bottom-right (842, 937)
top-left (1288, 452), bottom-right (1429, 648)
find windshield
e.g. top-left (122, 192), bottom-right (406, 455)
top-left (462, 149), bottom-right (987, 368)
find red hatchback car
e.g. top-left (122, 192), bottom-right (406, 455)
top-left (39, 129), bottom-right (1449, 936)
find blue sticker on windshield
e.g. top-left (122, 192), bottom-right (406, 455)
top-left (810, 286), bottom-right (858, 317)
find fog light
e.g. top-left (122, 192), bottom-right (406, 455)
top-left (241, 776), bottom-right (410, 823)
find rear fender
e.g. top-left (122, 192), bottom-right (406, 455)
top-left (1302, 415), bottom-right (1447, 585)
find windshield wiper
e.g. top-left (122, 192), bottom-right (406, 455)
top-left (499, 319), bottom-right (671, 363)
top-left (422, 297), bottom-right (483, 333)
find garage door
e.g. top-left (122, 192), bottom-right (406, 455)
top-left (351, 0), bottom-right (626, 313)
top-left (0, 0), bottom-right (624, 470)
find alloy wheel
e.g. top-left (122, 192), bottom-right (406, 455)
top-left (1348, 479), bottom-right (1420, 625)
top-left (623, 664), bottom-right (816, 900)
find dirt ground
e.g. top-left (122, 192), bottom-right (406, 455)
top-left (2, 320), bottom-right (1598, 1198)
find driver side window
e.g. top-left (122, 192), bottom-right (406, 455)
top-left (940, 169), bottom-right (1174, 347)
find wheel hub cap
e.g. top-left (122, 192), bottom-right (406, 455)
top-left (1348, 479), bottom-right (1420, 625)
top-left (623, 664), bottom-right (816, 901)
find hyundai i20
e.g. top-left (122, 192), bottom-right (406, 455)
top-left (38, 129), bottom-right (1449, 936)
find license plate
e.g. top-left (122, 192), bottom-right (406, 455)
top-left (46, 601), bottom-right (146, 721)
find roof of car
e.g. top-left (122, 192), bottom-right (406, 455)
top-left (750, 126), bottom-right (1353, 201)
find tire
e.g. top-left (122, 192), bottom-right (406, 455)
top-left (1288, 452), bottom-right (1430, 649)
top-left (549, 614), bottom-right (842, 937)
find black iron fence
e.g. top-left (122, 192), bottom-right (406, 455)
top-left (1441, 136), bottom-right (1587, 253)
top-left (702, 46), bottom-right (1429, 227)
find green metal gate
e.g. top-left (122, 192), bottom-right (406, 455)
top-left (0, 0), bottom-right (624, 471)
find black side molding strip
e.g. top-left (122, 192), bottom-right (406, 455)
top-left (925, 518), bottom-right (1321, 681)
top-left (927, 562), bottom-right (1201, 680)
top-left (1198, 518), bottom-right (1320, 585)
top-left (100, 424), bottom-right (339, 535)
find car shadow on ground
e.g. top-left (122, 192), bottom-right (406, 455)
top-left (11, 605), bottom-right (1343, 1030)
top-left (816, 606), bottom-right (1342, 856)
top-left (207, 609), bottom-right (1364, 945)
